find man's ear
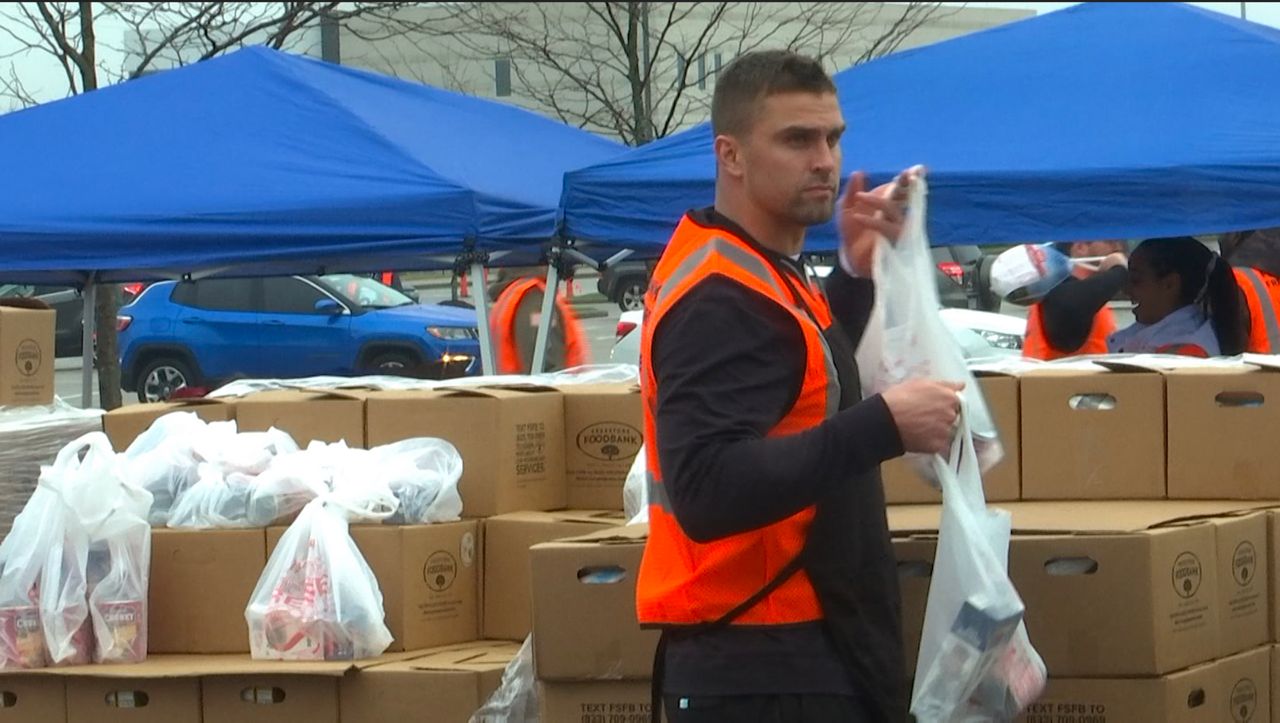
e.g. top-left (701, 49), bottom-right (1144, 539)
top-left (714, 134), bottom-right (745, 180)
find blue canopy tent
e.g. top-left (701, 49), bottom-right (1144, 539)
top-left (560, 2), bottom-right (1280, 252)
top-left (0, 46), bottom-right (624, 394)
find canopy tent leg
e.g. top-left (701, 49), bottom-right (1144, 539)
top-left (81, 275), bottom-right (96, 409)
top-left (530, 261), bottom-right (561, 375)
top-left (471, 260), bottom-right (496, 376)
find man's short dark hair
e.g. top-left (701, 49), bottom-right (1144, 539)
top-left (711, 50), bottom-right (836, 137)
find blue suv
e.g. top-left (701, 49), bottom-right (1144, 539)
top-left (119, 274), bottom-right (481, 402)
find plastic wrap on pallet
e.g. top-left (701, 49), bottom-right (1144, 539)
top-left (0, 399), bottom-right (104, 538)
top-left (206, 364), bottom-right (640, 398)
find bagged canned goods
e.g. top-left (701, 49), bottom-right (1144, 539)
top-left (0, 604), bottom-right (44, 669)
top-left (93, 599), bottom-right (146, 664)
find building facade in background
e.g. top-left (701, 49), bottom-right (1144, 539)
top-left (335, 3), bottom-right (1033, 144)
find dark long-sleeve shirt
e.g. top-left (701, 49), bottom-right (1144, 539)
top-left (652, 208), bottom-right (905, 705)
top-left (1037, 267), bottom-right (1127, 351)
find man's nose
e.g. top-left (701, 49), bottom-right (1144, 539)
top-left (812, 143), bottom-right (837, 175)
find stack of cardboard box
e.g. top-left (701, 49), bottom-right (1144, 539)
top-left (25, 379), bottom-right (648, 722)
top-left (887, 357), bottom-right (1280, 721)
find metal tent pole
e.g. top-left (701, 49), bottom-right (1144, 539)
top-left (530, 259), bottom-right (561, 375)
top-left (470, 258), bottom-right (497, 376)
top-left (81, 274), bottom-right (96, 408)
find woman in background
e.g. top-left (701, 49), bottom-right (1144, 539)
top-left (1107, 236), bottom-right (1246, 357)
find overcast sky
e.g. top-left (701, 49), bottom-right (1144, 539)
top-left (1, 2), bottom-right (1277, 109)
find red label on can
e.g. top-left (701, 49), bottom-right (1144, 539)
top-left (0, 606), bottom-right (44, 668)
top-left (96, 600), bottom-right (145, 664)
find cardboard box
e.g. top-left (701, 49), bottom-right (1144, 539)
top-left (1268, 511), bottom-right (1280, 643)
top-left (1017, 645), bottom-right (1270, 723)
top-left (890, 501), bottom-right (1250, 676)
top-left (17, 652), bottom-right (425, 723)
top-left (483, 510), bottom-right (628, 641)
top-left (102, 398), bottom-right (236, 451)
top-left (0, 300), bottom-right (55, 406)
top-left (267, 521), bottom-right (479, 652)
top-left (560, 384), bottom-right (643, 510)
top-left (538, 681), bottom-right (655, 723)
top-left (1273, 645), bottom-right (1280, 722)
top-left (1214, 512), bottom-right (1270, 657)
top-left (1019, 364), bottom-right (1165, 499)
top-left (149, 528), bottom-right (268, 654)
top-left (883, 373), bottom-right (1021, 503)
top-left (1166, 366), bottom-right (1280, 499)
top-left (234, 390), bottom-right (366, 448)
top-left (531, 525), bottom-right (657, 681)
top-left (66, 677), bottom-right (201, 723)
top-left (341, 641), bottom-right (518, 723)
top-left (203, 675), bottom-right (338, 723)
top-left (0, 676), bottom-right (65, 721)
top-left (365, 386), bottom-right (567, 517)
top-left (894, 535), bottom-right (936, 677)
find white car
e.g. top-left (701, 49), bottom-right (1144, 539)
top-left (610, 307), bottom-right (1026, 365)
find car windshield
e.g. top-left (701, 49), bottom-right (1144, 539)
top-left (321, 274), bottom-right (415, 309)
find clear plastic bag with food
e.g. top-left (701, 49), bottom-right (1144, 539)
top-left (245, 486), bottom-right (397, 661)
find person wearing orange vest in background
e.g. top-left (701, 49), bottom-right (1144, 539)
top-left (488, 271), bottom-right (588, 374)
top-left (636, 50), bottom-right (962, 723)
top-left (1220, 228), bottom-right (1280, 353)
top-left (1022, 241), bottom-right (1128, 360)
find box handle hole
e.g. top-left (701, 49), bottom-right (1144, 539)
top-left (1186, 688), bottom-right (1206, 709)
top-left (241, 686), bottom-right (287, 705)
top-left (1216, 391), bottom-right (1264, 408)
top-left (897, 560), bottom-right (933, 578)
top-left (0, 691), bottom-right (16, 708)
top-left (577, 566), bottom-right (626, 584)
top-left (1045, 557), bottom-right (1099, 575)
top-left (105, 691), bottom-right (149, 708)
top-left (1068, 394), bottom-right (1116, 410)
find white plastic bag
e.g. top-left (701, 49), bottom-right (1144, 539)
top-left (470, 635), bottom-right (539, 723)
top-left (83, 496), bottom-right (152, 664)
top-left (622, 447), bottom-right (648, 525)
top-left (120, 412), bottom-right (210, 525)
top-left (0, 482), bottom-right (65, 668)
top-left (855, 176), bottom-right (1002, 479)
top-left (911, 411), bottom-right (1045, 721)
top-left (364, 439), bottom-right (464, 525)
top-left (245, 485), bottom-right (398, 661)
top-left (167, 427), bottom-right (300, 529)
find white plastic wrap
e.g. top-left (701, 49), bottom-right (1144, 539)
top-left (855, 177), bottom-right (1002, 480)
top-left (622, 446), bottom-right (648, 525)
top-left (911, 411), bottom-right (1045, 720)
top-left (0, 399), bottom-right (104, 537)
top-left (245, 486), bottom-right (397, 661)
top-left (0, 482), bottom-right (65, 668)
top-left (470, 635), bottom-right (539, 723)
top-left (206, 364), bottom-right (641, 399)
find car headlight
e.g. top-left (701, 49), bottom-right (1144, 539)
top-left (977, 330), bottom-right (1023, 350)
top-left (427, 326), bottom-right (476, 340)
top-left (441, 353), bottom-right (473, 364)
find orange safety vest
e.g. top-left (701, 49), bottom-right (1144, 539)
top-left (1234, 267), bottom-right (1280, 354)
top-left (635, 214), bottom-right (839, 628)
top-left (489, 276), bottom-right (588, 374)
top-left (1023, 303), bottom-right (1117, 360)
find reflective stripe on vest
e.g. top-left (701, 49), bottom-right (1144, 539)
top-left (1236, 267), bottom-right (1280, 353)
top-left (636, 214), bottom-right (838, 628)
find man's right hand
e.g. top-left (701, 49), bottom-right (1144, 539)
top-left (881, 379), bottom-right (965, 455)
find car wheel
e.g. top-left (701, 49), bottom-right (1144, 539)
top-left (617, 279), bottom-right (646, 312)
top-left (136, 357), bottom-right (195, 403)
top-left (367, 351), bottom-right (420, 377)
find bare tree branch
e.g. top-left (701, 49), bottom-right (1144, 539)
top-left (370, 2), bottom-right (948, 145)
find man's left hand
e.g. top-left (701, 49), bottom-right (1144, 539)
top-left (837, 165), bottom-right (925, 277)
